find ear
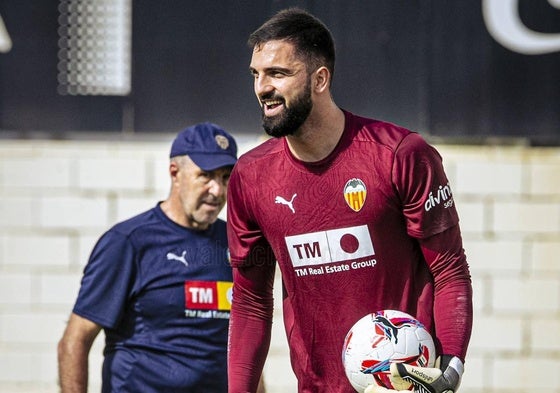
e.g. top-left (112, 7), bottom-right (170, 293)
top-left (313, 66), bottom-right (330, 93)
top-left (169, 160), bottom-right (180, 181)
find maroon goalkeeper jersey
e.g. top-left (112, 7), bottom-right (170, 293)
top-left (227, 110), bottom-right (471, 393)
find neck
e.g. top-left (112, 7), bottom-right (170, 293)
top-left (286, 104), bottom-right (345, 162)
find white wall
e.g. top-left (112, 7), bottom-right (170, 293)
top-left (0, 137), bottom-right (559, 393)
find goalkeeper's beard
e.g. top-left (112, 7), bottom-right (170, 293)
top-left (261, 82), bottom-right (313, 138)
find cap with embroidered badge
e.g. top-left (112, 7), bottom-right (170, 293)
top-left (169, 122), bottom-right (238, 171)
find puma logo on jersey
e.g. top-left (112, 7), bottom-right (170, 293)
top-left (275, 193), bottom-right (297, 213)
top-left (167, 250), bottom-right (188, 267)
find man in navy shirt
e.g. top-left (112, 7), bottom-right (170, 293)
top-left (58, 123), bottom-right (245, 392)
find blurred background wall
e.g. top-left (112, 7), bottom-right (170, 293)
top-left (0, 1), bottom-right (559, 392)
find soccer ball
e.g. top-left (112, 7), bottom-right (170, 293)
top-left (341, 309), bottom-right (436, 392)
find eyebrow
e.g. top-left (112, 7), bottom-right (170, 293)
top-left (249, 66), bottom-right (297, 75)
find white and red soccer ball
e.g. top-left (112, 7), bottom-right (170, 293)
top-left (342, 309), bottom-right (436, 392)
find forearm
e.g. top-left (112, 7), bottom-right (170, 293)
top-left (57, 313), bottom-right (101, 393)
top-left (58, 339), bottom-right (91, 393)
top-left (228, 310), bottom-right (272, 392)
top-left (420, 225), bottom-right (473, 360)
top-left (433, 280), bottom-right (473, 360)
top-left (228, 265), bottom-right (275, 392)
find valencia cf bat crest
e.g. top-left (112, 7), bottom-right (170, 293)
top-left (344, 178), bottom-right (366, 212)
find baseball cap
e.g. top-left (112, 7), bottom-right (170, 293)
top-left (169, 122), bottom-right (238, 171)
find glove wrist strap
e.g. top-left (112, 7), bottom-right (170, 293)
top-left (447, 356), bottom-right (464, 378)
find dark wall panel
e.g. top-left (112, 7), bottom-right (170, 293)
top-left (0, 0), bottom-right (124, 132)
top-left (0, 1), bottom-right (558, 143)
top-left (427, 1), bottom-right (560, 143)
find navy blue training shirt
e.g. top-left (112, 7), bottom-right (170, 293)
top-left (73, 203), bottom-right (232, 393)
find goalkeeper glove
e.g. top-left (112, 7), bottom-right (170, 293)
top-left (364, 355), bottom-right (464, 393)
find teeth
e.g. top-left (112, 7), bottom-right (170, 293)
top-left (264, 99), bottom-right (282, 107)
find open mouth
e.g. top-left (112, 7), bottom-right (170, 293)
top-left (262, 98), bottom-right (284, 117)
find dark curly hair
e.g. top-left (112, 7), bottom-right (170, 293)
top-left (248, 8), bottom-right (336, 82)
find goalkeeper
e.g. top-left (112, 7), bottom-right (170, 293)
top-left (226, 7), bottom-right (473, 393)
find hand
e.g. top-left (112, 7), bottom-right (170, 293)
top-left (364, 355), bottom-right (464, 393)
top-left (364, 385), bottom-right (403, 393)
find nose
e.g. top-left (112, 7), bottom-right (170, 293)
top-left (254, 74), bottom-right (273, 99)
top-left (207, 177), bottom-right (226, 198)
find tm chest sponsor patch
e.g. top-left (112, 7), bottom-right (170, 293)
top-left (285, 225), bottom-right (376, 275)
top-left (184, 280), bottom-right (232, 319)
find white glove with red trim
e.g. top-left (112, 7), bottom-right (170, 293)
top-left (364, 355), bottom-right (464, 393)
